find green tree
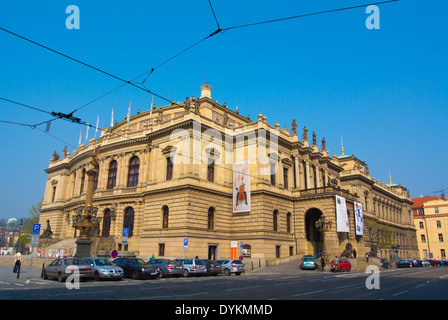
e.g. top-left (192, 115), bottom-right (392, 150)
top-left (20, 198), bottom-right (42, 245)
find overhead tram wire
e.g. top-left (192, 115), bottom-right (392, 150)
top-left (221, 0), bottom-right (399, 32)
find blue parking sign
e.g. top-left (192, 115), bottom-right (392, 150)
top-left (184, 238), bottom-right (188, 248)
top-left (32, 223), bottom-right (41, 235)
top-left (122, 228), bottom-right (129, 238)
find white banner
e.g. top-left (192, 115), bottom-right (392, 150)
top-left (354, 201), bottom-right (364, 236)
top-left (335, 195), bottom-right (350, 232)
top-left (233, 160), bottom-right (251, 213)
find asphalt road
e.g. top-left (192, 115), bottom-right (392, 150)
top-left (1, 261), bottom-right (448, 301)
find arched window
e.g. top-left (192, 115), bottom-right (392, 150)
top-left (162, 206), bottom-right (169, 228)
top-left (287, 212), bottom-right (292, 233)
top-left (107, 160), bottom-right (118, 190)
top-left (273, 210), bottom-right (279, 232)
top-left (80, 168), bottom-right (86, 194)
top-left (93, 166), bottom-right (99, 191)
top-left (102, 209), bottom-right (111, 237)
top-left (208, 207), bottom-right (215, 230)
top-left (127, 156), bottom-right (140, 187)
top-left (123, 207), bottom-right (134, 237)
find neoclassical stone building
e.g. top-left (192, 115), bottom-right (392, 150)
top-left (40, 83), bottom-right (418, 261)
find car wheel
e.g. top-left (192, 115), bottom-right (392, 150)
top-left (42, 271), bottom-right (48, 280)
top-left (157, 268), bottom-right (164, 278)
top-left (94, 271), bottom-right (102, 281)
top-left (348, 266), bottom-right (351, 272)
top-left (235, 272), bottom-right (241, 276)
top-left (224, 268), bottom-right (231, 276)
top-left (132, 271), bottom-right (140, 280)
top-left (57, 272), bottom-right (65, 282)
top-left (183, 269), bottom-right (190, 277)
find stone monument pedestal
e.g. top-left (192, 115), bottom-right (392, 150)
top-left (74, 238), bottom-right (93, 259)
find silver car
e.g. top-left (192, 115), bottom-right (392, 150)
top-left (174, 258), bottom-right (207, 277)
top-left (147, 258), bottom-right (184, 278)
top-left (43, 258), bottom-right (94, 282)
top-left (83, 257), bottom-right (124, 280)
top-left (216, 259), bottom-right (245, 276)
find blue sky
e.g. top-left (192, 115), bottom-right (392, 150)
top-left (0, 0), bottom-right (447, 220)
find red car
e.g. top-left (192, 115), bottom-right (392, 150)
top-left (330, 258), bottom-right (352, 272)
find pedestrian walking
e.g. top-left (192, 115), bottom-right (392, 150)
top-left (320, 256), bottom-right (326, 272)
top-left (353, 248), bottom-right (357, 259)
top-left (13, 251), bottom-right (21, 273)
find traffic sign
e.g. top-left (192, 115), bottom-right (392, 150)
top-left (184, 238), bottom-right (188, 248)
top-left (122, 228), bottom-right (129, 244)
top-left (31, 234), bottom-right (39, 247)
top-left (111, 250), bottom-right (118, 259)
top-left (32, 223), bottom-right (41, 235)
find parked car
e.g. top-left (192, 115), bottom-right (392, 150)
top-left (43, 258), bottom-right (93, 282)
top-left (112, 257), bottom-right (159, 280)
top-left (147, 258), bottom-right (184, 278)
top-left (427, 259), bottom-right (442, 267)
top-left (420, 260), bottom-right (431, 267)
top-left (201, 259), bottom-right (223, 276)
top-left (330, 258), bottom-right (351, 272)
top-left (396, 259), bottom-right (415, 268)
top-left (300, 255), bottom-right (317, 270)
top-left (216, 259), bottom-right (245, 276)
top-left (83, 257), bottom-right (124, 281)
top-left (174, 258), bottom-right (208, 277)
top-left (380, 258), bottom-right (390, 269)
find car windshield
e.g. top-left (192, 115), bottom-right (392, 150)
top-left (65, 259), bottom-right (85, 265)
top-left (163, 259), bottom-right (178, 264)
top-left (95, 259), bottom-right (113, 266)
top-left (303, 257), bottom-right (314, 261)
top-left (129, 259), bottom-right (147, 265)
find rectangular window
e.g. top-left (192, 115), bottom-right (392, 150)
top-left (421, 234), bottom-right (426, 243)
top-left (439, 234), bottom-right (444, 242)
top-left (276, 245), bottom-right (281, 259)
top-left (207, 160), bottom-right (214, 182)
top-left (283, 167), bottom-right (288, 189)
top-left (166, 157), bottom-right (173, 180)
top-left (423, 249), bottom-right (428, 258)
top-left (441, 249), bottom-right (446, 258)
top-left (437, 220), bottom-right (442, 228)
top-left (419, 221), bottom-right (424, 229)
top-left (435, 207), bottom-right (439, 213)
top-left (270, 162), bottom-right (276, 186)
top-left (158, 243), bottom-right (165, 257)
top-left (51, 186), bottom-right (56, 203)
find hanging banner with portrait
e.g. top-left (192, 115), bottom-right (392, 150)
top-left (233, 160), bottom-right (251, 213)
top-left (354, 201), bottom-right (364, 236)
top-left (335, 195), bottom-right (350, 232)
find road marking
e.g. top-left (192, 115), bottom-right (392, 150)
top-left (293, 289), bottom-right (324, 297)
top-left (226, 285), bottom-right (261, 291)
top-left (391, 290), bottom-right (408, 297)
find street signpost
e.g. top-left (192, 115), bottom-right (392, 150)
top-left (28, 224), bottom-right (41, 279)
top-left (122, 228), bottom-right (129, 257)
top-left (184, 238), bottom-right (188, 258)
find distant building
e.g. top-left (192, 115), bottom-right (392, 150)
top-left (412, 195), bottom-right (448, 260)
top-left (39, 83), bottom-right (418, 262)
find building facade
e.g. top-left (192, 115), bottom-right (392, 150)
top-left (39, 83), bottom-right (418, 262)
top-left (412, 195), bottom-right (448, 260)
